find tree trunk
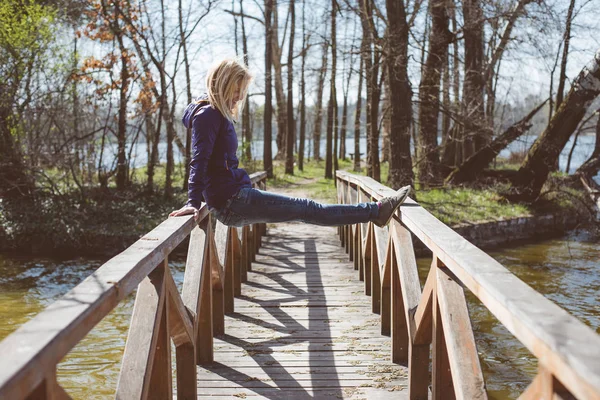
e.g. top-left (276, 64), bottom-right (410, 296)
top-left (359, 0), bottom-right (381, 181)
top-left (313, 41), bottom-right (328, 161)
top-left (285, 0), bottom-right (295, 174)
top-left (556, 0), bottom-right (576, 110)
top-left (241, 0), bottom-right (252, 162)
top-left (441, 7), bottom-right (461, 168)
top-left (272, 1), bottom-right (288, 160)
top-left (461, 0), bottom-right (486, 160)
top-left (179, 0), bottom-right (192, 190)
top-left (507, 49), bottom-right (600, 202)
top-left (385, 0), bottom-right (413, 189)
top-left (325, 0), bottom-right (336, 179)
top-left (115, 30), bottom-right (129, 190)
top-left (264, 0), bottom-right (274, 178)
top-left (354, 58), bottom-right (364, 172)
top-left (576, 110), bottom-right (600, 177)
top-left (417, 0), bottom-right (451, 186)
top-left (381, 75), bottom-right (390, 163)
top-left (298, 0), bottom-right (307, 171)
top-left (446, 100), bottom-right (547, 184)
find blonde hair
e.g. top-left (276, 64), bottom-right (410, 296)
top-left (205, 58), bottom-right (253, 122)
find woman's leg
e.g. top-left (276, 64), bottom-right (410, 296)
top-left (216, 187), bottom-right (379, 227)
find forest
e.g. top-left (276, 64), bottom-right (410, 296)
top-left (1, 0), bottom-right (600, 254)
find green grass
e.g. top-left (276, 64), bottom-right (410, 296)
top-left (417, 187), bottom-right (531, 226)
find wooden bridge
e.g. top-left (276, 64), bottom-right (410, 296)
top-left (0, 171), bottom-right (599, 399)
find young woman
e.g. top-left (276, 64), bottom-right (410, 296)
top-left (169, 58), bottom-right (411, 227)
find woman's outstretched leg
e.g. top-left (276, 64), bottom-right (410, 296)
top-left (213, 186), bottom-right (411, 228)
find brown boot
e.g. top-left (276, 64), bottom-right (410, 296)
top-left (372, 185), bottom-right (411, 227)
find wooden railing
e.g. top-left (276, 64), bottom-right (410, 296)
top-left (336, 170), bottom-right (600, 400)
top-left (0, 171), bottom-right (268, 400)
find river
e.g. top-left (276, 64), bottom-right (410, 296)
top-left (0, 233), bottom-right (598, 399)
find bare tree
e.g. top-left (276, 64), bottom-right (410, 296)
top-left (285, 0), bottom-right (295, 174)
top-left (313, 40), bottom-right (329, 161)
top-left (416, 0), bottom-right (452, 186)
top-left (507, 49), bottom-right (600, 202)
top-left (354, 57), bottom-right (364, 172)
top-left (385, 0), bottom-right (414, 188)
top-left (264, 0), bottom-right (274, 177)
top-left (325, 0), bottom-right (337, 179)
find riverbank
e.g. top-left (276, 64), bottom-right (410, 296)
top-left (0, 160), bottom-right (594, 258)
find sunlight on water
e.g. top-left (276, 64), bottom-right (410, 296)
top-left (0, 232), bottom-right (598, 399)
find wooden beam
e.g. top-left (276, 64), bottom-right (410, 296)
top-left (390, 220), bottom-right (422, 332)
top-left (413, 259), bottom-right (436, 346)
top-left (148, 293), bottom-right (172, 399)
top-left (391, 254), bottom-right (409, 363)
top-left (436, 267), bottom-right (486, 399)
top-left (380, 239), bottom-right (393, 336)
top-left (370, 224), bottom-right (381, 314)
top-left (223, 227), bottom-right (235, 314)
top-left (210, 221), bottom-right (225, 337)
top-left (165, 268), bottom-right (194, 347)
top-left (230, 227), bottom-right (242, 297)
top-left (116, 264), bottom-right (167, 399)
top-left (432, 267), bottom-right (454, 400)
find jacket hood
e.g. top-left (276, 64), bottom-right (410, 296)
top-left (182, 94), bottom-right (210, 129)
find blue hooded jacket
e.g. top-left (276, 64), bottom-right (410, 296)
top-left (182, 95), bottom-right (252, 209)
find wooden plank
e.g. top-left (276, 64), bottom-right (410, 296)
top-left (24, 370), bottom-right (72, 400)
top-left (432, 268), bottom-right (454, 400)
top-left (336, 170), bottom-right (600, 400)
top-left (413, 260), bottom-right (435, 345)
top-left (116, 264), bottom-right (166, 399)
top-left (248, 171), bottom-right (267, 184)
top-left (210, 221), bottom-right (225, 337)
top-left (370, 224), bottom-right (381, 314)
top-left (391, 254), bottom-right (409, 364)
top-left (148, 294), bottom-right (172, 399)
top-left (519, 364), bottom-right (553, 400)
top-left (197, 228), bottom-right (214, 364)
top-left (165, 266), bottom-right (194, 347)
top-left (0, 212), bottom-right (203, 399)
top-left (175, 342), bottom-right (196, 400)
top-left (380, 239), bottom-right (393, 336)
top-left (436, 267), bottom-right (486, 399)
top-left (231, 227), bottom-right (242, 296)
top-left (390, 220), bottom-right (422, 330)
top-left (223, 227), bottom-right (235, 314)
top-left (179, 221), bottom-right (213, 365)
top-left (363, 221), bottom-right (373, 296)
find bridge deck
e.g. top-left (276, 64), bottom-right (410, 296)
top-left (195, 223), bottom-right (409, 399)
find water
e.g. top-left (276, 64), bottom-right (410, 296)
top-left (0, 234), bottom-right (598, 398)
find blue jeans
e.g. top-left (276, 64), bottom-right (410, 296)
top-left (212, 188), bottom-right (379, 228)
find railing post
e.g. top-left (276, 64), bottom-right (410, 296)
top-left (381, 239), bottom-right (392, 336)
top-left (231, 227), bottom-right (242, 296)
top-left (25, 370), bottom-right (70, 400)
top-left (224, 227), bottom-right (235, 314)
top-left (370, 224), bottom-right (381, 314)
top-left (432, 265), bottom-right (454, 399)
top-left (117, 262), bottom-right (170, 398)
top-left (210, 220), bottom-right (225, 337)
top-left (239, 227), bottom-right (247, 282)
top-left (391, 251), bottom-right (409, 363)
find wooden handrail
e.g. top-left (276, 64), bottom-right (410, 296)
top-left (0, 172), bottom-right (268, 400)
top-left (336, 170), bottom-right (600, 400)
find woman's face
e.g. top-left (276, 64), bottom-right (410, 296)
top-left (230, 81), bottom-right (243, 109)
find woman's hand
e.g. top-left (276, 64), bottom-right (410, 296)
top-left (169, 205), bottom-right (199, 221)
